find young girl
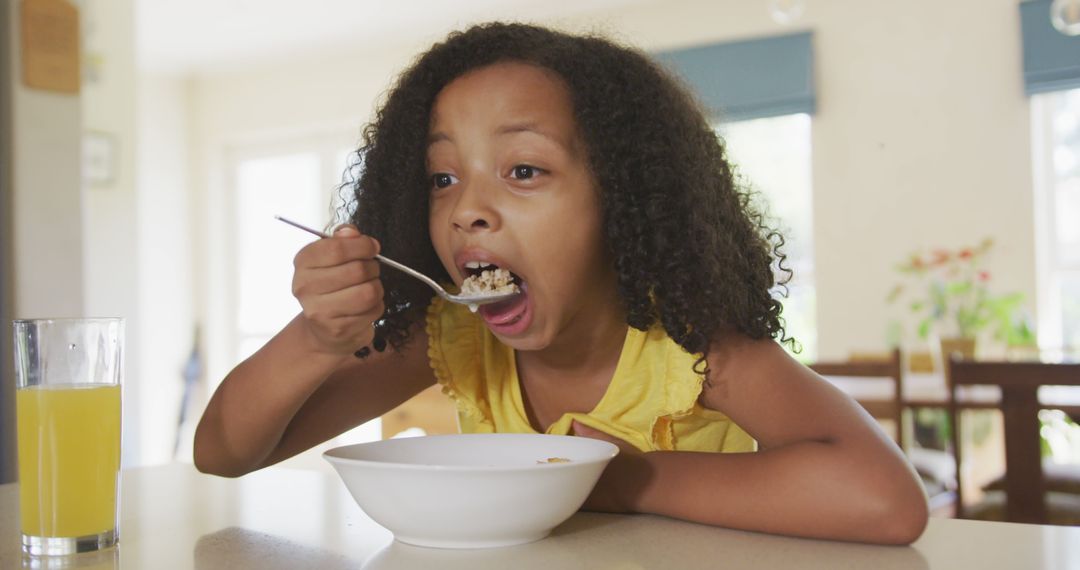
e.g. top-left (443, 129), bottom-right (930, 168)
top-left (194, 22), bottom-right (928, 544)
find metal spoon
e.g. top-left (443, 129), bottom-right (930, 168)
top-left (274, 216), bottom-right (521, 309)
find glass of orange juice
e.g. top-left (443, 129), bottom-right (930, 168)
top-left (13, 318), bottom-right (124, 556)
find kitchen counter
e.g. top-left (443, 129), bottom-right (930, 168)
top-left (2, 464), bottom-right (1078, 569)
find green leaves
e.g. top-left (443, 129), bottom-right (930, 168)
top-left (917, 319), bottom-right (932, 340)
top-left (888, 239), bottom-right (1033, 344)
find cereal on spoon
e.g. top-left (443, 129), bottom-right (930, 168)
top-left (460, 268), bottom-right (520, 312)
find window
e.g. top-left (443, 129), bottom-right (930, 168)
top-left (1032, 87), bottom-right (1080, 350)
top-left (231, 143), bottom-right (354, 362)
top-left (234, 151), bottom-right (324, 360)
top-left (717, 113), bottom-right (817, 359)
top-left (225, 137), bottom-right (381, 459)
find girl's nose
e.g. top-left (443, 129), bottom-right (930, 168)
top-left (449, 179), bottom-right (500, 232)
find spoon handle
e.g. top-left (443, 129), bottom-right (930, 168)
top-left (368, 254), bottom-right (447, 299)
top-left (274, 215), bottom-right (331, 239)
top-left (273, 216), bottom-right (449, 301)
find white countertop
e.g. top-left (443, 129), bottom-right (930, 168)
top-left (2, 463), bottom-right (1079, 569)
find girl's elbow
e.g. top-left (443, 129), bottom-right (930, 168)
top-left (870, 481), bottom-right (930, 545)
top-left (192, 452), bottom-right (218, 476)
top-left (193, 448), bottom-right (248, 478)
top-left (878, 501), bottom-right (929, 545)
top-left (192, 428), bottom-right (248, 478)
top-left (192, 438), bottom-right (225, 477)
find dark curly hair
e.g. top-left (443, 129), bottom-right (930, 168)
top-left (343, 22), bottom-right (793, 367)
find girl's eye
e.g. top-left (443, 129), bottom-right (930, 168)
top-left (431, 173), bottom-right (458, 189)
top-left (510, 165), bottom-right (542, 180)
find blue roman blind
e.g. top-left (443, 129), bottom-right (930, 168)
top-left (1021, 0), bottom-right (1080, 94)
top-left (654, 32), bottom-right (815, 122)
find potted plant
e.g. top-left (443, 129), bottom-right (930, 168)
top-left (887, 238), bottom-right (1034, 365)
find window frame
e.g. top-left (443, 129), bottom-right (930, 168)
top-left (1031, 89), bottom-right (1080, 350)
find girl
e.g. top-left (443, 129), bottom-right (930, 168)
top-left (194, 22), bottom-right (928, 544)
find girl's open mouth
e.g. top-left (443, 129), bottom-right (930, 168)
top-left (460, 264), bottom-right (521, 298)
top-left (457, 259), bottom-right (532, 335)
top-left (459, 264), bottom-right (529, 335)
top-left (478, 281), bottom-right (530, 334)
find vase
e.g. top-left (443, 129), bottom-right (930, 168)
top-left (937, 336), bottom-right (976, 370)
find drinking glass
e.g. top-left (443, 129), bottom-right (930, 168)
top-left (13, 318), bottom-right (124, 556)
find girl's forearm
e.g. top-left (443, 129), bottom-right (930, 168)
top-left (193, 316), bottom-right (351, 477)
top-left (612, 441), bottom-right (928, 545)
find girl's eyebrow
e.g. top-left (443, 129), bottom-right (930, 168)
top-left (496, 122), bottom-right (569, 150)
top-left (497, 122), bottom-right (552, 138)
top-left (426, 123), bottom-right (571, 151)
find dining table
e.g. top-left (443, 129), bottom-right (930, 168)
top-left (822, 370), bottom-right (1080, 412)
top-left (817, 358), bottom-right (1080, 524)
top-left (2, 463), bottom-right (1079, 569)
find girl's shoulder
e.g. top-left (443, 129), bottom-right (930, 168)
top-left (696, 330), bottom-right (821, 420)
top-left (700, 331), bottom-right (781, 389)
top-left (425, 297), bottom-right (502, 424)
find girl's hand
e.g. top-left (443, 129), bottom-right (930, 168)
top-left (571, 421), bottom-right (650, 513)
top-left (291, 225), bottom-right (384, 357)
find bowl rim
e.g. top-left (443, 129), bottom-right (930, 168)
top-left (322, 433), bottom-right (619, 473)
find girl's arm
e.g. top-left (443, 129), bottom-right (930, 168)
top-left (194, 225), bottom-right (436, 477)
top-left (580, 334), bottom-right (929, 545)
top-left (193, 318), bottom-right (434, 477)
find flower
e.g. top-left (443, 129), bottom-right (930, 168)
top-left (888, 238), bottom-right (1032, 344)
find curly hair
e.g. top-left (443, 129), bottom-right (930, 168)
top-left (343, 22), bottom-right (793, 366)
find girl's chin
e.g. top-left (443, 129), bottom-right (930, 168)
top-left (494, 329), bottom-right (552, 352)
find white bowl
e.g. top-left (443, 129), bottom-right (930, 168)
top-left (323, 433), bottom-right (618, 549)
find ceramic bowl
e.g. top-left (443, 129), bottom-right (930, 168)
top-left (323, 433), bottom-right (618, 549)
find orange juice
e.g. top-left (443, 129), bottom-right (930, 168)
top-left (16, 384), bottom-right (121, 538)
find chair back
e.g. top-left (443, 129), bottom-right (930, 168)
top-left (945, 358), bottom-right (1080, 522)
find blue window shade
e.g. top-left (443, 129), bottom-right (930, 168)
top-left (1021, 0), bottom-right (1080, 95)
top-left (654, 32), bottom-right (815, 122)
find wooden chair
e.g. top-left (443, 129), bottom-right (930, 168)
top-left (809, 348), bottom-right (905, 449)
top-left (945, 358), bottom-right (1080, 524)
top-left (810, 349), bottom-right (958, 514)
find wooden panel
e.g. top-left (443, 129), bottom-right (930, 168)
top-left (950, 362), bottom-right (1080, 388)
top-left (20, 0), bottom-right (80, 94)
top-left (809, 362), bottom-right (894, 377)
top-left (1000, 385), bottom-right (1045, 523)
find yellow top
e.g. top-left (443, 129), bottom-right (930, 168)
top-left (426, 297), bottom-right (756, 453)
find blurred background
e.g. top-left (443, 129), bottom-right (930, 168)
top-left (1, 0), bottom-right (1078, 478)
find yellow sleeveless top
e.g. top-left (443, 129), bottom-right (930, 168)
top-left (426, 297), bottom-right (756, 453)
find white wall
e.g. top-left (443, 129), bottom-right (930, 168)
top-left (9, 0), bottom-right (86, 320)
top-left (182, 0), bottom-right (1037, 366)
top-left (1, 0), bottom-right (15, 484)
top-left (3, 0), bottom-right (86, 481)
top-left (809, 0), bottom-right (1033, 359)
top-left (188, 45), bottom-right (420, 390)
top-left (83, 1), bottom-right (198, 466)
top-left (136, 74), bottom-right (195, 464)
top-left (81, 0), bottom-right (142, 465)
top-left (566, 0), bottom-right (1036, 358)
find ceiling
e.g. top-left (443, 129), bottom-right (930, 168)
top-left (135, 0), bottom-right (649, 74)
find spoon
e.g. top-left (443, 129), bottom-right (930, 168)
top-left (274, 216), bottom-right (521, 309)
